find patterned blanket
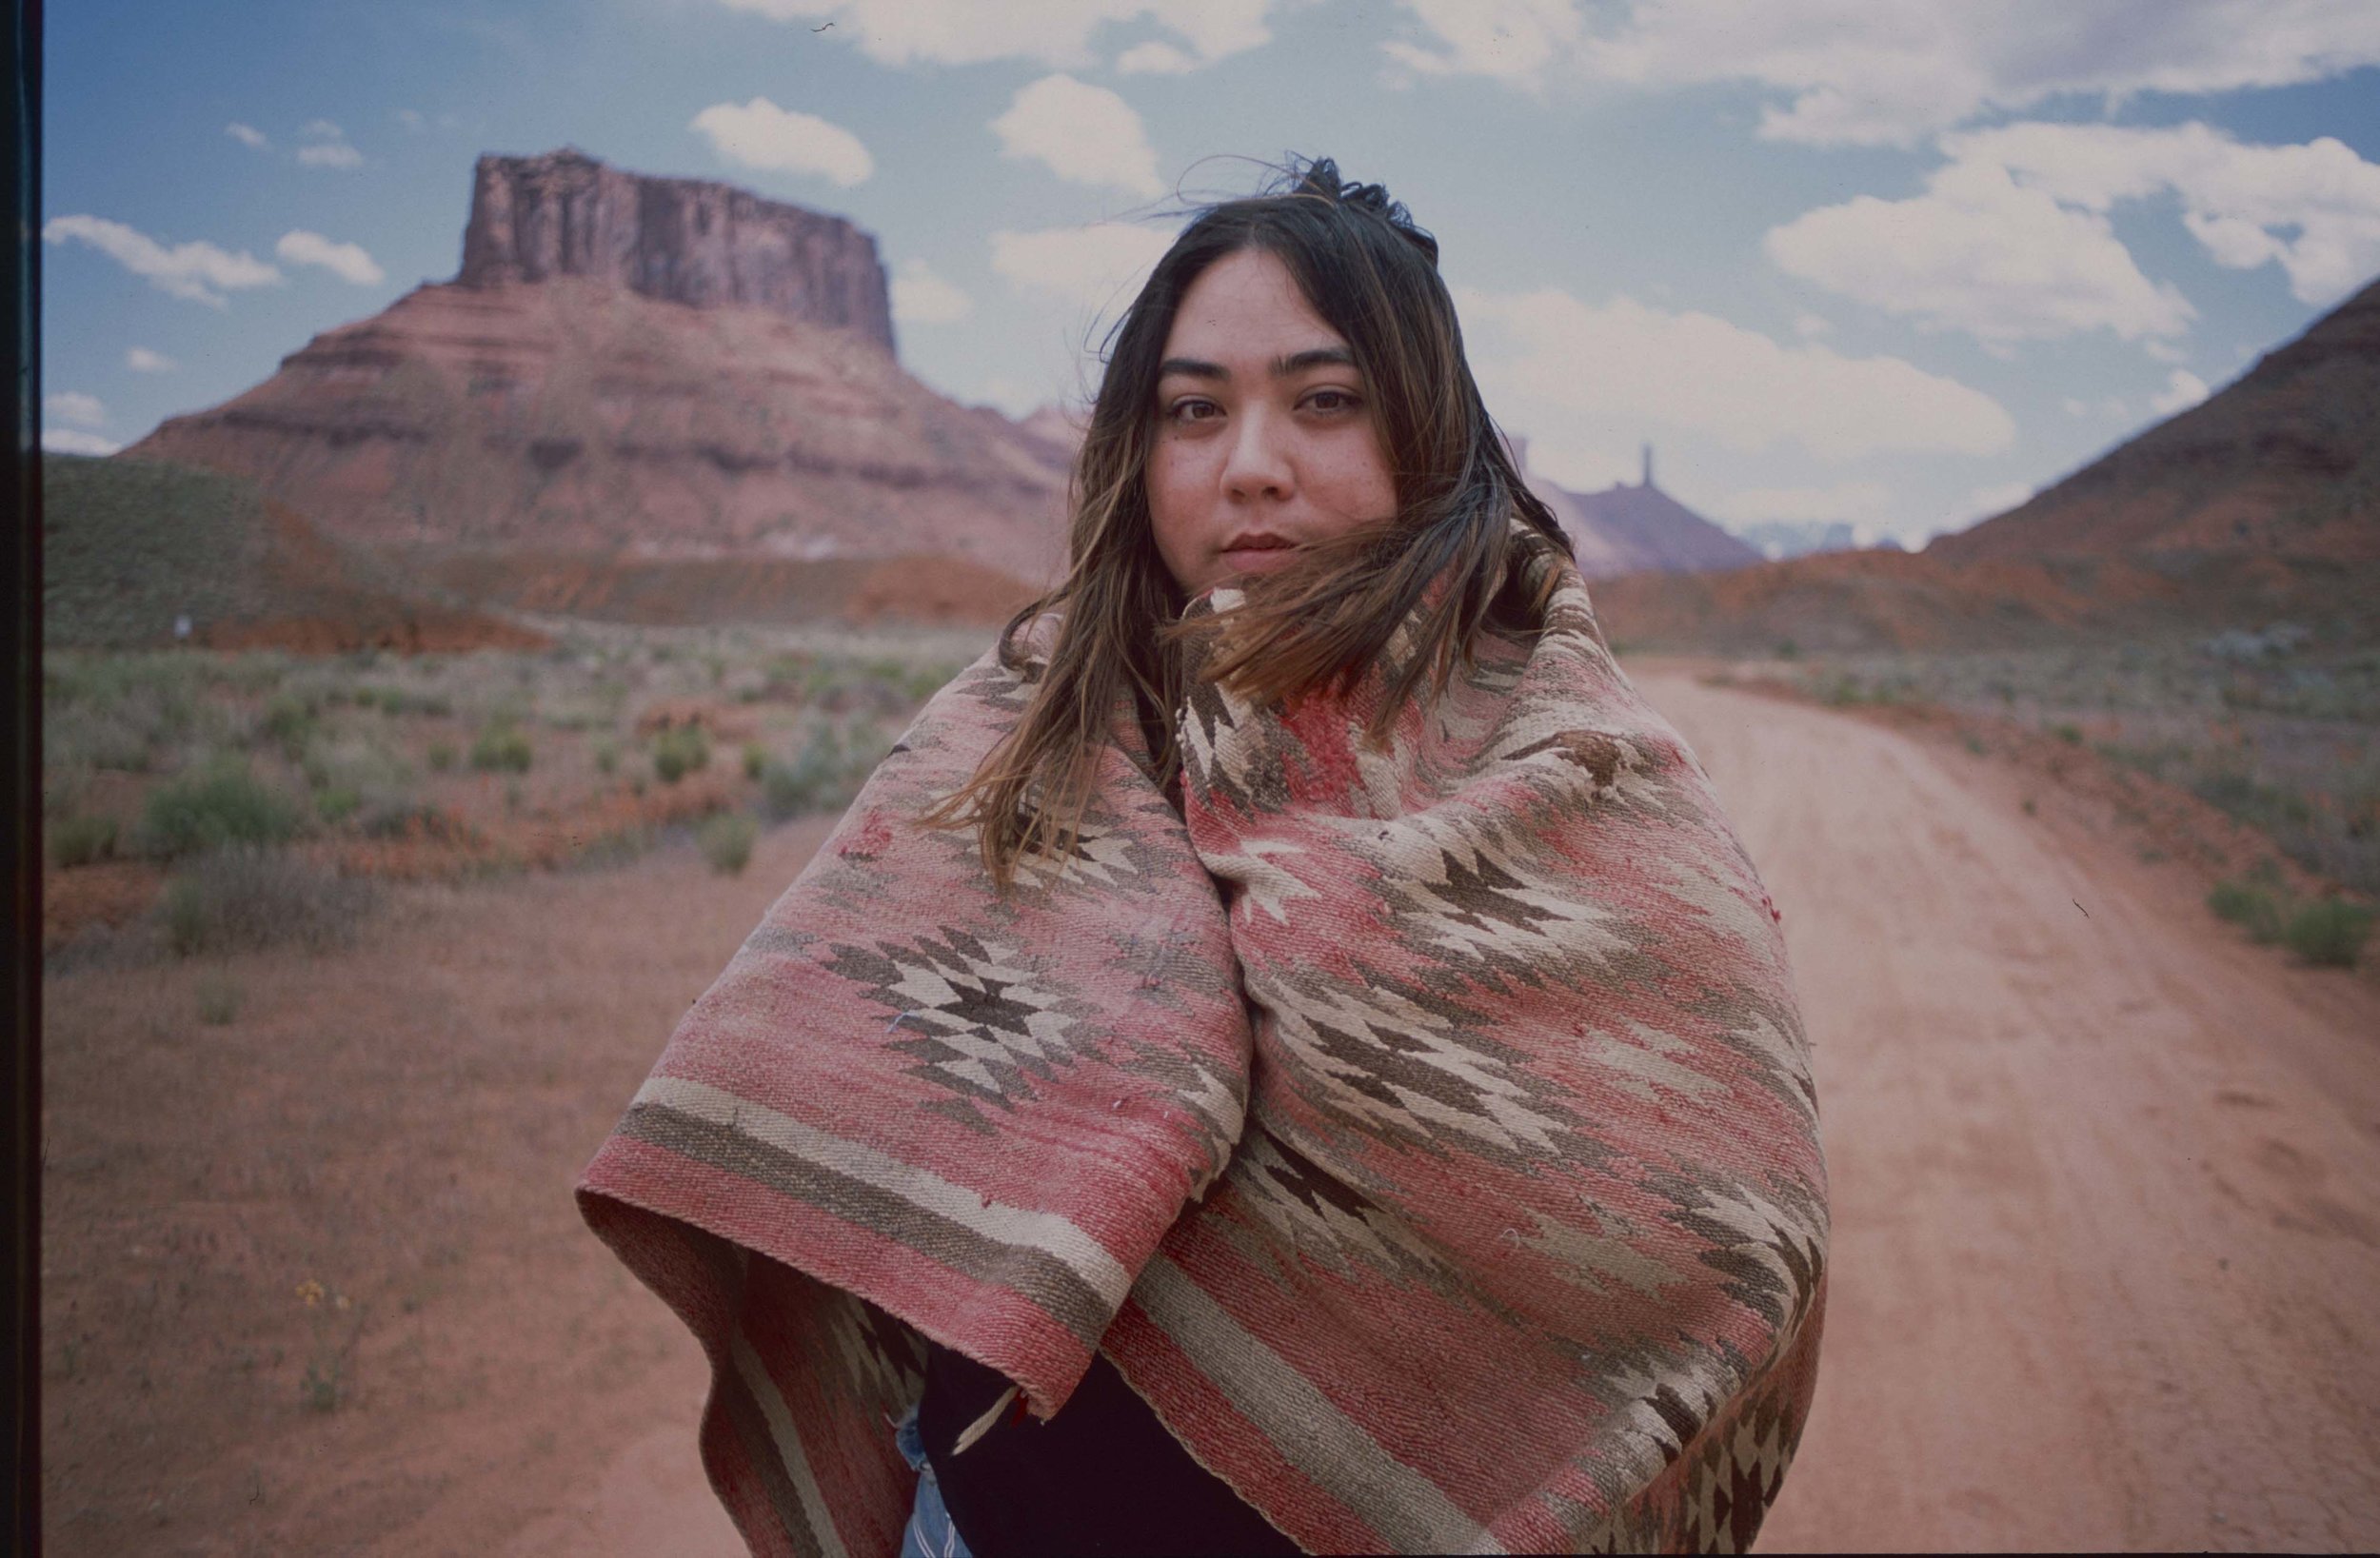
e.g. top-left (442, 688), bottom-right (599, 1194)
top-left (578, 558), bottom-right (1828, 1555)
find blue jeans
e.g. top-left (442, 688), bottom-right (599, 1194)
top-left (896, 1402), bottom-right (975, 1558)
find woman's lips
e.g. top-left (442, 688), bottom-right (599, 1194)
top-left (1220, 534), bottom-right (1299, 574)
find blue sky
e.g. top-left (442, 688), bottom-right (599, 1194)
top-left (40, 0), bottom-right (2380, 544)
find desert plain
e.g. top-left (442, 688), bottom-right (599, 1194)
top-left (35, 624), bottom-right (2380, 1555)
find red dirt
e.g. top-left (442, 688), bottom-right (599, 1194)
top-left (38, 679), bottom-right (2380, 1552)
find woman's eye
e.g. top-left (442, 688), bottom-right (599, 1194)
top-left (1164, 398), bottom-right (1222, 424)
top-left (1304, 388), bottom-right (1359, 413)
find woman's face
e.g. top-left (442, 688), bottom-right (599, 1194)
top-left (1145, 247), bottom-right (1398, 598)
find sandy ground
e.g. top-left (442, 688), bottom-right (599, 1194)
top-left (39, 673), bottom-right (2380, 1553)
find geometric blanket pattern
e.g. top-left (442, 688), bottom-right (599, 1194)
top-left (578, 555), bottom-right (1828, 1554)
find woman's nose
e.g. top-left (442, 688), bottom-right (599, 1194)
top-left (1220, 407), bottom-right (1294, 502)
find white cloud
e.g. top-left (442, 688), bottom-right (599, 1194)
top-left (689, 97), bottom-right (873, 187)
top-left (891, 258), bottom-right (972, 325)
top-left (294, 119), bottom-right (363, 168)
top-left (276, 230), bottom-right (387, 286)
top-left (1384, 0), bottom-right (1585, 86)
top-left (126, 346), bottom-right (178, 374)
top-left (2063, 394), bottom-right (2129, 419)
top-left (991, 75), bottom-right (1163, 198)
top-left (2149, 367), bottom-right (2211, 415)
top-left (42, 215), bottom-right (282, 306)
top-left (1791, 311), bottom-right (1831, 339)
top-left (1573, 0), bottom-right (2380, 148)
top-left (716, 0), bottom-right (1273, 70)
top-left (1765, 158), bottom-right (2195, 345)
top-left (42, 428), bottom-right (122, 457)
top-left (1701, 481), bottom-right (1893, 525)
top-left (990, 223), bottom-right (1173, 317)
top-left (396, 108), bottom-right (426, 132)
top-left (44, 391), bottom-right (106, 427)
top-left (225, 122), bottom-right (268, 149)
top-left (1945, 121), bottom-right (2380, 306)
top-left (1457, 285), bottom-right (2016, 472)
top-left (1117, 41), bottom-right (1197, 74)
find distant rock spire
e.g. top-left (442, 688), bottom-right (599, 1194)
top-left (1641, 442), bottom-right (1655, 490)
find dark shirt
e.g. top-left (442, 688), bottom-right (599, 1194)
top-left (918, 1339), bottom-right (1301, 1558)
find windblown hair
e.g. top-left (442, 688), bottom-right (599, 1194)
top-left (930, 156), bottom-right (1572, 886)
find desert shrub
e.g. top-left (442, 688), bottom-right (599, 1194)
top-left (2207, 878), bottom-right (2286, 944)
top-left (365, 685), bottom-right (451, 719)
top-left (2051, 722), bottom-right (2083, 745)
top-left (427, 741), bottom-right (457, 772)
top-left (593, 739), bottom-right (620, 776)
top-left (258, 692), bottom-right (320, 758)
top-left (357, 797), bottom-right (445, 839)
top-left (47, 813), bottom-right (119, 866)
top-left (651, 724), bottom-right (711, 785)
top-left (2281, 899), bottom-right (2372, 968)
top-left (699, 813), bottom-right (758, 876)
top-left (759, 728), bottom-right (872, 820)
top-left (195, 974), bottom-right (241, 1025)
top-left (160, 847), bottom-right (379, 956)
top-left (743, 741), bottom-right (769, 781)
top-left (141, 761), bottom-right (302, 858)
top-left (469, 720), bottom-right (534, 774)
top-left (314, 783), bottom-right (363, 825)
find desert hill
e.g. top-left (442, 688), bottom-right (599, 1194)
top-left (1595, 273), bottom-right (2380, 652)
top-left (124, 149), bottom-right (1069, 614)
top-left (42, 454), bottom-right (544, 652)
top-left (1526, 448), bottom-right (1762, 578)
top-left (1933, 274), bottom-right (2379, 563)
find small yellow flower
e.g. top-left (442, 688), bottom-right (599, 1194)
top-left (296, 1279), bottom-right (325, 1308)
top-left (332, 1294), bottom-right (351, 1312)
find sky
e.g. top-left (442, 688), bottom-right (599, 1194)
top-left (38, 0), bottom-right (2380, 546)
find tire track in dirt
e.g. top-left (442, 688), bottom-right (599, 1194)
top-left (1636, 670), bottom-right (2380, 1552)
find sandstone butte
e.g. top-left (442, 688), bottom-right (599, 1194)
top-left (1595, 272), bottom-right (2380, 653)
top-left (125, 148), bottom-right (1076, 624)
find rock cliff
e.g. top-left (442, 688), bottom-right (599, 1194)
top-left (458, 148), bottom-right (896, 353)
top-left (124, 150), bottom-right (1070, 601)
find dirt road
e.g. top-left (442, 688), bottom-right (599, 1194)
top-left (40, 673), bottom-right (2380, 1553)
top-left (1636, 669), bottom-right (2380, 1552)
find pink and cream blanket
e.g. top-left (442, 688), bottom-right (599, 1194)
top-left (578, 557), bottom-right (1828, 1555)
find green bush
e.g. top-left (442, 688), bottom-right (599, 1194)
top-left (593, 739), bottom-right (620, 776)
top-left (141, 762), bottom-right (302, 858)
top-left (2281, 899), bottom-right (2372, 968)
top-left (698, 813), bottom-right (758, 876)
top-left (195, 974), bottom-right (241, 1025)
top-left (2051, 722), bottom-right (2083, 745)
top-left (160, 847), bottom-right (379, 956)
top-left (469, 720), bottom-right (534, 774)
top-left (759, 728), bottom-right (871, 820)
top-left (743, 741), bottom-right (769, 781)
top-left (48, 813), bottom-right (119, 866)
top-left (2207, 878), bottom-right (2285, 944)
top-left (314, 783), bottom-right (363, 825)
top-left (427, 741), bottom-right (457, 773)
top-left (651, 724), bottom-right (711, 785)
top-left (258, 693), bottom-right (319, 758)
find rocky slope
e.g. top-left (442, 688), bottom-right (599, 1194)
top-left (125, 150), bottom-right (1070, 602)
top-left (1933, 274), bottom-right (2378, 563)
top-left (1530, 469), bottom-right (1762, 579)
top-left (1595, 274), bottom-right (2380, 651)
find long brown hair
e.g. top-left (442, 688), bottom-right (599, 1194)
top-left (929, 156), bottom-right (1571, 885)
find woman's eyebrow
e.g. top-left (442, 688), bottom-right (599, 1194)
top-left (1156, 345), bottom-right (1359, 382)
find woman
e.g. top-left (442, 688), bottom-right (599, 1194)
top-left (580, 159), bottom-right (1827, 1557)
